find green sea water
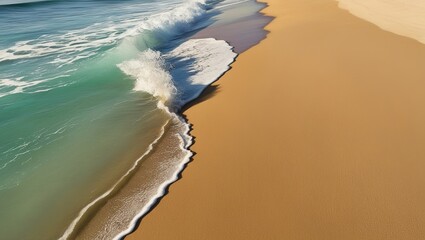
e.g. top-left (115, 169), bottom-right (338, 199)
top-left (0, 0), bottom-right (266, 238)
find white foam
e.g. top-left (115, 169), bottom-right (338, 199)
top-left (0, 78), bottom-right (26, 87)
top-left (58, 119), bottom-right (170, 240)
top-left (0, 78), bottom-right (46, 98)
top-left (112, 114), bottom-right (192, 240)
top-left (167, 38), bottom-right (237, 97)
top-left (118, 50), bottom-right (177, 107)
top-left (0, 0), bottom-right (211, 65)
top-left (110, 37), bottom-right (236, 239)
top-left (117, 38), bottom-right (236, 110)
top-left (125, 0), bottom-right (208, 38)
top-left (64, 37), bottom-right (236, 239)
top-left (0, 0), bottom-right (50, 5)
top-left (337, 0), bottom-right (425, 44)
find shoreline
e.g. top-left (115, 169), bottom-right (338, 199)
top-left (0, 1), bottom-right (269, 239)
top-left (72, 39), bottom-right (236, 239)
top-left (65, 1), bottom-right (269, 238)
top-left (128, 0), bottom-right (425, 239)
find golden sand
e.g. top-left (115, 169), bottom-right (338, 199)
top-left (337, 0), bottom-right (425, 44)
top-left (127, 0), bottom-right (425, 239)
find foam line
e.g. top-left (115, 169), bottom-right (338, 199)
top-left (59, 120), bottom-right (170, 240)
top-left (111, 37), bottom-right (237, 240)
top-left (62, 38), bottom-right (236, 239)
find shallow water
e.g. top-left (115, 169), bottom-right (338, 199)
top-left (0, 0), bottom-right (266, 239)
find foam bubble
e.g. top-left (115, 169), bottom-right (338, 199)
top-left (0, 78), bottom-right (46, 98)
top-left (118, 38), bottom-right (236, 109)
top-left (0, 0), bottom-right (212, 65)
top-left (68, 37), bottom-right (236, 239)
top-left (117, 50), bottom-right (177, 107)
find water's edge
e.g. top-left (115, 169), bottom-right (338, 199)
top-left (65, 1), bottom-right (273, 239)
top-left (71, 38), bottom-right (238, 239)
top-left (117, 1), bottom-right (273, 237)
top-left (116, 1), bottom-right (274, 238)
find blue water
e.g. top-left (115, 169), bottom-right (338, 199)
top-left (0, 0), bottom-right (264, 239)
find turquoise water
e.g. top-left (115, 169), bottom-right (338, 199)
top-left (0, 0), bottom-right (264, 239)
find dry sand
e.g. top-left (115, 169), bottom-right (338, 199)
top-left (337, 0), bottom-right (425, 44)
top-left (127, 0), bottom-right (425, 239)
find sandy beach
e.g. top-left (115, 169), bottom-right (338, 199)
top-left (127, 0), bottom-right (425, 239)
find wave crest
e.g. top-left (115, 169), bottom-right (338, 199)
top-left (117, 38), bottom-right (237, 111)
top-left (0, 0), bottom-right (212, 64)
top-left (117, 50), bottom-right (177, 108)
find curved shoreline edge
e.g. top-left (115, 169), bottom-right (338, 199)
top-left (59, 121), bottom-right (170, 240)
top-left (119, 2), bottom-right (273, 238)
top-left (69, 38), bottom-right (237, 239)
top-left (114, 38), bottom-right (239, 240)
top-left (117, 1), bottom-right (274, 239)
top-left (60, 0), bottom-right (272, 236)
top-left (128, 0), bottom-right (425, 239)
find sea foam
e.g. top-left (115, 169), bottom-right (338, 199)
top-left (118, 50), bottom-right (177, 107)
top-left (118, 38), bottom-right (236, 110)
top-left (63, 38), bottom-right (236, 240)
top-left (0, 0), bottom-right (51, 5)
top-left (0, 0), bottom-right (211, 64)
top-left (59, 1), bottom-right (237, 239)
top-left (1, 0), bottom-right (241, 239)
top-left (0, 78), bottom-right (46, 98)
top-left (87, 37), bottom-right (237, 240)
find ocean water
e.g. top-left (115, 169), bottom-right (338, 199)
top-left (0, 0), bottom-right (266, 239)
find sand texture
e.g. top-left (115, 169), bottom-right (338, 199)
top-left (127, 0), bottom-right (425, 239)
top-left (337, 0), bottom-right (425, 44)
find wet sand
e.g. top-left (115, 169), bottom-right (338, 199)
top-left (127, 0), bottom-right (425, 239)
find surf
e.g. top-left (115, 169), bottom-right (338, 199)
top-left (0, 0), bottom-right (270, 239)
top-left (0, 0), bottom-right (53, 6)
